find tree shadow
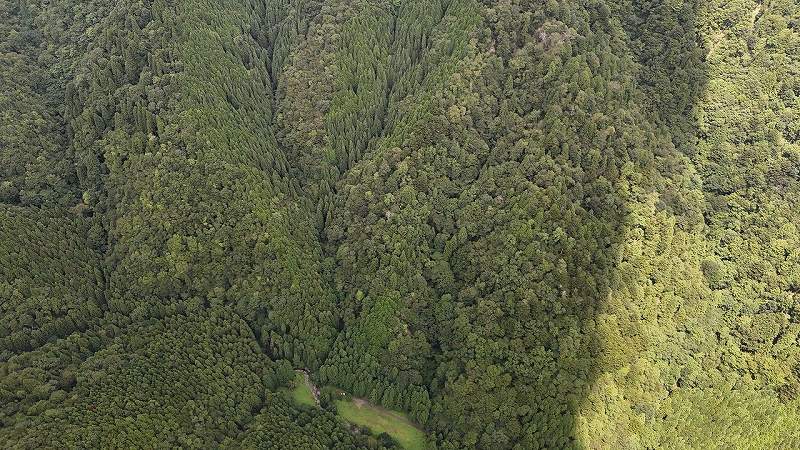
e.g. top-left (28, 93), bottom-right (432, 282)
top-left (572, 0), bottom-right (709, 447)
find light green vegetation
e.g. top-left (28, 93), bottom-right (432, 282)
top-left (288, 378), bottom-right (426, 449)
top-left (290, 372), bottom-right (316, 407)
top-left (336, 399), bottom-right (427, 450)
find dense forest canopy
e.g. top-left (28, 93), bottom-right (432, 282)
top-left (1, 0), bottom-right (799, 448)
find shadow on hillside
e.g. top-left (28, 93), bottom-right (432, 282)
top-left (569, 0), bottom-right (709, 447)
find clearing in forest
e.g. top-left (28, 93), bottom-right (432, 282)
top-left (335, 398), bottom-right (427, 450)
top-left (286, 371), bottom-right (426, 449)
top-left (289, 371), bottom-right (317, 407)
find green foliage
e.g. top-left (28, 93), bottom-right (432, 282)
top-left (0, 0), bottom-right (81, 206)
top-left (0, 206), bottom-right (104, 356)
top-left (229, 392), bottom-right (395, 450)
top-left (693, 0), bottom-right (800, 394)
top-left (0, 308), bottom-right (270, 447)
top-left (335, 399), bottom-right (428, 450)
top-left (655, 387), bottom-right (800, 449)
top-left (1, 0), bottom-right (798, 448)
top-left (289, 371), bottom-right (317, 407)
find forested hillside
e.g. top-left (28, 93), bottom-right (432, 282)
top-left (1, 0), bottom-right (798, 448)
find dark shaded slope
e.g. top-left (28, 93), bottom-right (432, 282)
top-left (0, 1), bottom-right (384, 447)
top-left (0, 0), bottom-right (116, 365)
top-left (0, 207), bottom-right (104, 356)
top-left (62, 0), bottom-right (337, 369)
top-left (2, 308), bottom-right (288, 447)
top-left (0, 0), bottom-right (80, 206)
top-left (318, 0), bottom-right (710, 447)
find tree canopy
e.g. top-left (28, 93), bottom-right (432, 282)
top-left (1, 0), bottom-right (798, 448)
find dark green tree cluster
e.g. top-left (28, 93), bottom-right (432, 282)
top-left (1, 308), bottom-right (310, 447)
top-left (228, 392), bottom-right (398, 450)
top-left (1, 0), bottom-right (799, 448)
top-left (59, 0), bottom-right (339, 369)
top-left (313, 0), bottom-right (705, 446)
top-left (0, 207), bottom-right (104, 355)
top-left (2, 0), bottom-right (375, 447)
top-left (0, 0), bottom-right (80, 206)
top-left (309, 0), bottom-right (800, 447)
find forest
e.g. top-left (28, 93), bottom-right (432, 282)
top-left (1, 0), bottom-right (798, 448)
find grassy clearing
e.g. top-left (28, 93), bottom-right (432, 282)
top-left (290, 372), bottom-right (316, 407)
top-left (335, 399), bottom-right (427, 450)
